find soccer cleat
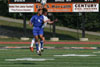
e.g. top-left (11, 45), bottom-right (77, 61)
top-left (37, 51), bottom-right (41, 56)
top-left (41, 48), bottom-right (44, 52)
top-left (30, 47), bottom-right (34, 52)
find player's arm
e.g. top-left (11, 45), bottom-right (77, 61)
top-left (43, 19), bottom-right (50, 23)
top-left (43, 15), bottom-right (58, 24)
top-left (29, 16), bottom-right (35, 27)
top-left (44, 19), bottom-right (58, 24)
top-left (29, 21), bottom-right (33, 27)
top-left (48, 19), bottom-right (56, 24)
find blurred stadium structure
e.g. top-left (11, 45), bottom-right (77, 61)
top-left (0, 0), bottom-right (100, 41)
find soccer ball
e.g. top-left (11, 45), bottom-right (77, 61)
top-left (41, 0), bottom-right (47, 5)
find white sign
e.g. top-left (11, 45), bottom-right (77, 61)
top-left (73, 3), bottom-right (99, 12)
top-left (9, 4), bottom-right (34, 12)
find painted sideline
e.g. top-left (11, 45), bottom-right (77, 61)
top-left (0, 46), bottom-right (99, 50)
top-left (0, 42), bottom-right (100, 44)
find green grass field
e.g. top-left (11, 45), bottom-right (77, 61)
top-left (0, 44), bottom-right (100, 67)
top-left (0, 19), bottom-right (100, 67)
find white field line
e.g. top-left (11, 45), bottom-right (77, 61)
top-left (0, 64), bottom-right (98, 67)
top-left (54, 54), bottom-right (96, 57)
top-left (93, 51), bottom-right (100, 53)
top-left (3, 60), bottom-right (100, 62)
top-left (5, 58), bottom-right (55, 61)
top-left (2, 62), bottom-right (100, 64)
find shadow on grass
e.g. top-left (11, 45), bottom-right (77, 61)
top-left (0, 25), bottom-right (78, 40)
top-left (14, 62), bottom-right (36, 65)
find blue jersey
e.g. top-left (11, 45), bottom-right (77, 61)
top-left (30, 14), bottom-right (44, 36)
top-left (30, 14), bottom-right (44, 27)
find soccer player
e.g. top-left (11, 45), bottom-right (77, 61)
top-left (40, 8), bottom-right (58, 51)
top-left (29, 8), bottom-right (57, 55)
top-left (29, 9), bottom-right (46, 56)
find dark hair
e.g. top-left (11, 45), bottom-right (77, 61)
top-left (42, 8), bottom-right (48, 14)
top-left (38, 8), bottom-right (42, 11)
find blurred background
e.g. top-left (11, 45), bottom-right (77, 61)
top-left (0, 1), bottom-right (100, 67)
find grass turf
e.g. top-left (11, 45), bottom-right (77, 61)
top-left (0, 19), bottom-right (100, 67)
top-left (0, 44), bottom-right (100, 67)
top-left (0, 48), bottom-right (100, 67)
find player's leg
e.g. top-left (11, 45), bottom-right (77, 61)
top-left (30, 38), bottom-right (35, 52)
top-left (40, 35), bottom-right (44, 49)
top-left (33, 30), bottom-right (41, 56)
top-left (35, 35), bottom-right (41, 56)
top-left (34, 35), bottom-right (39, 52)
top-left (39, 28), bottom-right (44, 51)
top-left (30, 38), bottom-right (35, 47)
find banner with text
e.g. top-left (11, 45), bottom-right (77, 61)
top-left (34, 3), bottom-right (73, 12)
top-left (8, 3), bottom-right (99, 12)
top-left (73, 3), bottom-right (99, 12)
top-left (9, 4), bottom-right (34, 12)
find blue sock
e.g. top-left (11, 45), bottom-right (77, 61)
top-left (40, 41), bottom-right (44, 48)
top-left (35, 42), bottom-right (39, 51)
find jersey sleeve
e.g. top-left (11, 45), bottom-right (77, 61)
top-left (44, 16), bottom-right (49, 22)
top-left (30, 16), bottom-right (35, 24)
top-left (42, 15), bottom-right (48, 28)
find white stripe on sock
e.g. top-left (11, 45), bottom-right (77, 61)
top-left (30, 38), bottom-right (35, 47)
top-left (39, 43), bottom-right (41, 51)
